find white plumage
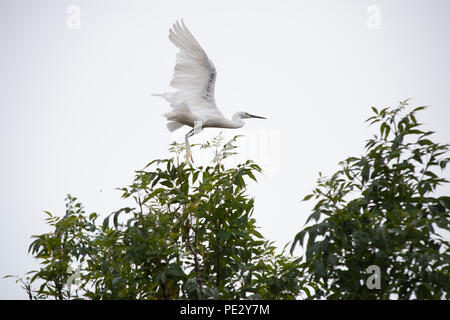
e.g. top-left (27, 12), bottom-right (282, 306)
top-left (153, 20), bottom-right (266, 162)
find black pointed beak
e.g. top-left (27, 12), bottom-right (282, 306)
top-left (247, 114), bottom-right (267, 119)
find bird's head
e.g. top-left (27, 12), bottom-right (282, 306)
top-left (234, 111), bottom-right (267, 120)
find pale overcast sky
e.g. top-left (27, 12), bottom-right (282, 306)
top-left (1, 0), bottom-right (449, 299)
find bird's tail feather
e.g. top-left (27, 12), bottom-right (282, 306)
top-left (166, 121), bottom-right (184, 132)
top-left (163, 101), bottom-right (192, 132)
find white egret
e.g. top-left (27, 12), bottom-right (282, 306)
top-left (152, 20), bottom-right (266, 162)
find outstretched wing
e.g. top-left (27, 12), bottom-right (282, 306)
top-left (168, 20), bottom-right (223, 118)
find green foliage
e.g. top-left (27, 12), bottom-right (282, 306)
top-left (12, 101), bottom-right (449, 300)
top-left (26, 195), bottom-right (98, 299)
top-left (292, 100), bottom-right (450, 299)
top-left (23, 136), bottom-right (307, 300)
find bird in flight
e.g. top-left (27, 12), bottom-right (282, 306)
top-left (152, 20), bottom-right (266, 162)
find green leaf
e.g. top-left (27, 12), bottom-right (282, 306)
top-left (218, 230), bottom-right (232, 242)
top-left (160, 180), bottom-right (173, 188)
top-left (166, 263), bottom-right (185, 278)
top-left (247, 171), bottom-right (257, 182)
top-left (102, 216), bottom-right (110, 230)
top-left (371, 106), bottom-right (379, 115)
top-left (418, 139), bottom-right (433, 146)
top-left (251, 229), bottom-right (264, 239)
top-left (361, 161), bottom-right (370, 183)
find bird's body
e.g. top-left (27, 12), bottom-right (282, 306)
top-left (153, 20), bottom-right (266, 161)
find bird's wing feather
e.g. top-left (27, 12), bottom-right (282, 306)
top-left (168, 20), bottom-right (223, 118)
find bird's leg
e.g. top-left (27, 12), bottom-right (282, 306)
top-left (185, 129), bottom-right (195, 163)
top-left (184, 121), bottom-right (204, 163)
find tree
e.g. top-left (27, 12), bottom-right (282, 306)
top-left (22, 135), bottom-right (307, 299)
top-left (10, 100), bottom-right (450, 300)
top-left (292, 100), bottom-right (450, 299)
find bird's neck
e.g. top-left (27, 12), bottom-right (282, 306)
top-left (230, 114), bottom-right (245, 128)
